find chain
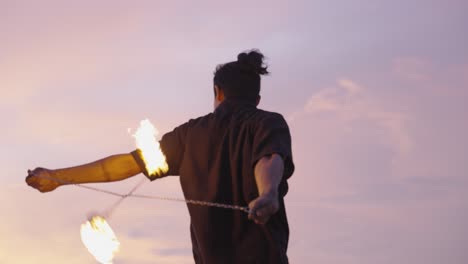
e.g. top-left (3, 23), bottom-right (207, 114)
top-left (33, 174), bottom-right (250, 214)
top-left (131, 193), bottom-right (250, 213)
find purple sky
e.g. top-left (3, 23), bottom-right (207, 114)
top-left (1, 1), bottom-right (468, 263)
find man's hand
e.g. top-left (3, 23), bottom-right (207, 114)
top-left (26, 168), bottom-right (61, 193)
top-left (248, 191), bottom-right (279, 224)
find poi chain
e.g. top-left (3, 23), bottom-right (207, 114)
top-left (36, 174), bottom-right (250, 216)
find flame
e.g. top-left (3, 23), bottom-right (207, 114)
top-left (80, 216), bottom-right (120, 264)
top-left (133, 119), bottom-right (169, 177)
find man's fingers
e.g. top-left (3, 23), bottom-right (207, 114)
top-left (248, 194), bottom-right (281, 224)
top-left (27, 180), bottom-right (38, 189)
top-left (29, 167), bottom-right (44, 176)
top-left (256, 206), bottom-right (271, 217)
top-left (25, 174), bottom-right (37, 185)
top-left (25, 172), bottom-right (42, 190)
top-left (26, 168), bottom-right (43, 184)
top-left (254, 215), bottom-right (269, 225)
top-left (248, 205), bottom-right (262, 220)
top-left (248, 204), bottom-right (270, 224)
top-left (248, 201), bottom-right (258, 219)
top-left (249, 210), bottom-right (264, 224)
top-left (248, 210), bottom-right (255, 221)
top-left (255, 207), bottom-right (272, 224)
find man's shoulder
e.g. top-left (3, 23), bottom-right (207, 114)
top-left (254, 109), bottom-right (288, 124)
top-left (184, 112), bottom-right (214, 127)
top-left (255, 108), bottom-right (284, 117)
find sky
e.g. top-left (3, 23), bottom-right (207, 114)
top-left (1, 0), bottom-right (467, 263)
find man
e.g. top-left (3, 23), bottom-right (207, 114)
top-left (26, 49), bottom-right (295, 264)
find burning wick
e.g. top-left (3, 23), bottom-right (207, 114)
top-left (79, 119), bottom-right (168, 263)
top-left (132, 119), bottom-right (169, 178)
top-left (80, 216), bottom-right (120, 264)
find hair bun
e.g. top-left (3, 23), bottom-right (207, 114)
top-left (237, 49), bottom-right (269, 75)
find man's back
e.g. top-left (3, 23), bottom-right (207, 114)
top-left (157, 98), bottom-right (294, 263)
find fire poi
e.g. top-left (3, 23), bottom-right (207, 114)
top-left (80, 216), bottom-right (120, 264)
top-left (34, 119), bottom-right (248, 263)
top-left (79, 119), bottom-right (168, 263)
top-left (132, 119), bottom-right (169, 177)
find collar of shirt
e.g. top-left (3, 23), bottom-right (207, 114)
top-left (215, 97), bottom-right (257, 114)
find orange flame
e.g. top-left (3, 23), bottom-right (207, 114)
top-left (132, 119), bottom-right (169, 177)
top-left (80, 216), bottom-right (120, 264)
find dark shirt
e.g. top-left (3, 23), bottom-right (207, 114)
top-left (132, 99), bottom-right (294, 264)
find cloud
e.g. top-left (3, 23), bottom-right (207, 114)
top-left (392, 57), bottom-right (433, 81)
top-left (337, 79), bottom-right (363, 94)
top-left (292, 78), bottom-right (412, 160)
top-left (285, 69), bottom-right (468, 264)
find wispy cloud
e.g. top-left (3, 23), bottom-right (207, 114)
top-left (392, 57), bottom-right (433, 82)
top-left (291, 78), bottom-right (412, 160)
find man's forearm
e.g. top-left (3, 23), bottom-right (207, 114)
top-left (52, 153), bottom-right (142, 184)
top-left (248, 153), bottom-right (285, 224)
top-left (254, 154), bottom-right (284, 196)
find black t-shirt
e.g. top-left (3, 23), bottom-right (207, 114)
top-left (132, 99), bottom-right (294, 264)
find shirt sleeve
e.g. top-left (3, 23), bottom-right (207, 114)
top-left (252, 113), bottom-right (295, 180)
top-left (131, 121), bottom-right (189, 181)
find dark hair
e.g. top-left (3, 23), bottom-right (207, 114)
top-left (213, 49), bottom-right (269, 101)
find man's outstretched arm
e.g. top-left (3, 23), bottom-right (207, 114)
top-left (26, 153), bottom-right (142, 193)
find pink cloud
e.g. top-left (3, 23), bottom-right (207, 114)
top-left (392, 57), bottom-right (434, 82)
top-left (292, 78), bottom-right (412, 163)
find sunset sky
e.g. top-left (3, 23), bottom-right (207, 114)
top-left (1, 1), bottom-right (467, 263)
